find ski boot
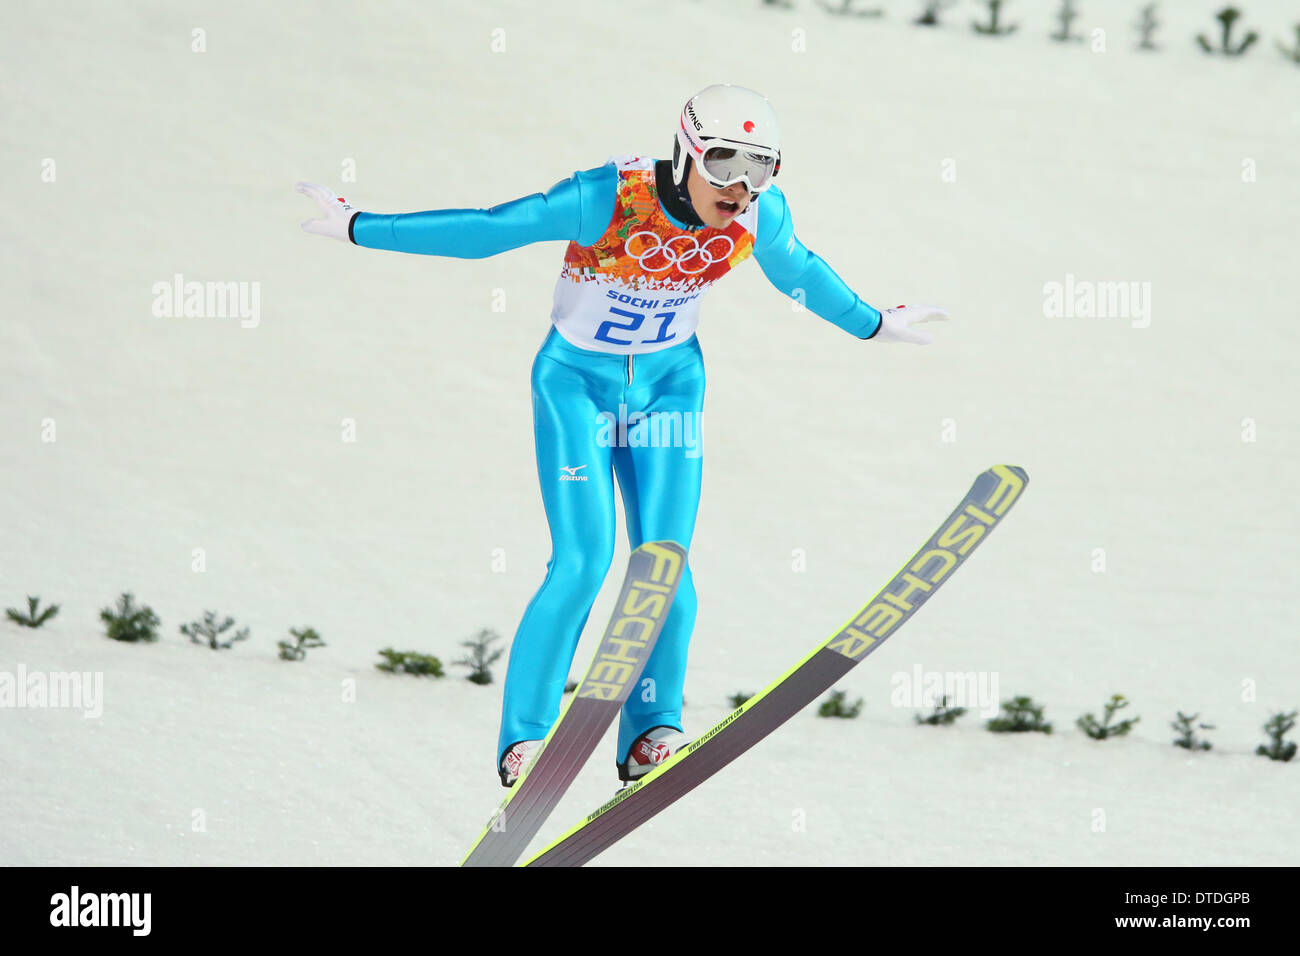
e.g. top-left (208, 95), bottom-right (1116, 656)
top-left (618, 726), bottom-right (686, 783)
top-left (499, 739), bottom-right (542, 788)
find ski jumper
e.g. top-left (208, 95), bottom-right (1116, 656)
top-left (349, 156), bottom-right (883, 770)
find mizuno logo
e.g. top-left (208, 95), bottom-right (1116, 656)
top-left (560, 465), bottom-right (588, 482)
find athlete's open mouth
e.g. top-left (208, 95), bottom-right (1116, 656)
top-left (716, 199), bottom-right (740, 215)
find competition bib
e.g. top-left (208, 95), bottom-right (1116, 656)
top-left (550, 156), bottom-right (756, 355)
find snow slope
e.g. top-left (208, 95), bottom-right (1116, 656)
top-left (1, 0), bottom-right (1296, 866)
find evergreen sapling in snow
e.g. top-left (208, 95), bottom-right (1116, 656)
top-left (1171, 711), bottom-right (1214, 751)
top-left (1050, 0), bottom-right (1083, 43)
top-left (1076, 693), bottom-right (1140, 740)
top-left (1196, 7), bottom-right (1258, 56)
top-left (915, 694), bottom-right (967, 725)
top-left (815, 0), bottom-right (884, 19)
top-left (5, 596), bottom-right (59, 629)
top-left (1255, 710), bottom-right (1297, 762)
top-left (818, 688), bottom-right (863, 719)
top-left (453, 628), bottom-right (504, 685)
top-left (180, 611), bottom-right (249, 650)
top-left (1279, 25), bottom-right (1300, 64)
top-left (376, 648), bottom-right (444, 677)
top-left (915, 0), bottom-right (957, 27)
top-left (987, 696), bottom-right (1052, 733)
top-left (1135, 3), bottom-right (1161, 50)
top-left (974, 0), bottom-right (1017, 36)
top-left (278, 626), bottom-right (325, 661)
top-left (728, 691), bottom-right (755, 709)
top-left (100, 593), bottom-right (160, 643)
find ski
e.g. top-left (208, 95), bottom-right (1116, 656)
top-left (523, 465), bottom-right (1028, 867)
top-left (460, 539), bottom-right (686, 867)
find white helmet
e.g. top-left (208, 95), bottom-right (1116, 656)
top-left (672, 84), bottom-right (781, 194)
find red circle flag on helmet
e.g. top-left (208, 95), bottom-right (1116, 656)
top-left (672, 84), bottom-right (782, 194)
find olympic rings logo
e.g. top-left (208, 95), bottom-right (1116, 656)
top-left (623, 231), bottom-right (735, 275)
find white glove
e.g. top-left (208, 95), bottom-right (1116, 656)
top-left (871, 304), bottom-right (949, 344)
top-left (296, 181), bottom-right (363, 241)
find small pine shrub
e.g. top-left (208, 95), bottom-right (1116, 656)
top-left (1171, 711), bottom-right (1214, 751)
top-left (728, 691), bottom-right (754, 709)
top-left (818, 689), bottom-right (863, 719)
top-left (100, 593), bottom-right (160, 643)
top-left (453, 628), bottom-right (504, 685)
top-left (563, 679), bottom-right (578, 694)
top-left (1279, 24), bottom-right (1300, 62)
top-left (278, 626), bottom-right (325, 662)
top-left (1076, 694), bottom-right (1140, 740)
top-left (816, 0), bottom-right (884, 19)
top-left (973, 0), bottom-right (1017, 36)
top-left (1196, 7), bottom-right (1257, 56)
top-left (1279, 25), bottom-right (1300, 63)
top-left (1255, 710), bottom-right (1297, 762)
top-left (376, 648), bottom-right (444, 677)
top-left (915, 0), bottom-right (957, 27)
top-left (1050, 0), bottom-right (1082, 43)
top-left (1135, 2), bottom-right (1160, 50)
top-left (5, 596), bottom-right (59, 629)
top-left (180, 611), bottom-right (249, 650)
top-left (987, 696), bottom-right (1052, 734)
top-left (915, 695), bottom-right (967, 725)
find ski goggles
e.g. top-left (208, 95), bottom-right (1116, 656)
top-left (697, 141), bottom-right (780, 192)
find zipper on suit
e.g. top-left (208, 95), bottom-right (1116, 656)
top-left (626, 354), bottom-right (634, 386)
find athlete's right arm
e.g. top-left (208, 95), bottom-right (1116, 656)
top-left (296, 164), bottom-right (617, 258)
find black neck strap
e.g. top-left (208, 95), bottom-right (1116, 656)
top-left (654, 159), bottom-right (705, 230)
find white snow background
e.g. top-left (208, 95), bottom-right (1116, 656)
top-left (1, 0), bottom-right (1297, 866)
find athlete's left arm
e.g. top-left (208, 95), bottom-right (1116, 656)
top-left (751, 185), bottom-right (883, 339)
